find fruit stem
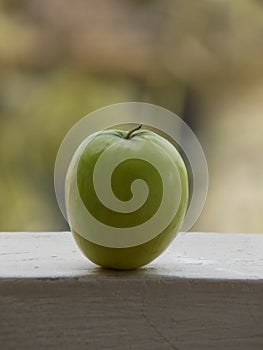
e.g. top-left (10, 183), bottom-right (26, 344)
top-left (125, 124), bottom-right (143, 139)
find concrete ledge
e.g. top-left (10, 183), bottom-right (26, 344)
top-left (0, 232), bottom-right (263, 349)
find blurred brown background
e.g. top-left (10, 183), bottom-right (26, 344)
top-left (0, 0), bottom-right (263, 232)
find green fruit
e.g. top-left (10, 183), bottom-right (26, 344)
top-left (65, 125), bottom-right (188, 270)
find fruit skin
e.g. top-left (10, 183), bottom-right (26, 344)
top-left (66, 128), bottom-right (189, 270)
top-left (72, 208), bottom-right (186, 270)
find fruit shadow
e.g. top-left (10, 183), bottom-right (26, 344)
top-left (86, 264), bottom-right (158, 279)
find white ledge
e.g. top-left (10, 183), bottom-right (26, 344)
top-left (1, 232), bottom-right (263, 350)
top-left (0, 232), bottom-right (262, 280)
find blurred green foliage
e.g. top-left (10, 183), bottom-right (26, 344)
top-left (1, 0), bottom-right (263, 232)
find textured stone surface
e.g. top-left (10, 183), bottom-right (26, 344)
top-left (0, 232), bottom-right (263, 350)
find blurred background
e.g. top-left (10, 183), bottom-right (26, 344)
top-left (0, 0), bottom-right (263, 233)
